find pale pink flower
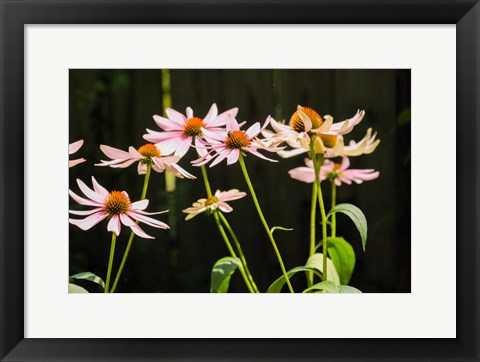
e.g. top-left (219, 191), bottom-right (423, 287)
top-left (69, 177), bottom-right (169, 239)
top-left (324, 128), bottom-right (380, 158)
top-left (95, 144), bottom-right (195, 179)
top-left (143, 103), bottom-right (238, 158)
top-left (183, 189), bottom-right (247, 220)
top-left (289, 157), bottom-right (379, 186)
top-left (192, 114), bottom-right (283, 167)
top-left (69, 140), bottom-right (86, 168)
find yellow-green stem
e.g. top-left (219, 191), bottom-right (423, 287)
top-left (331, 182), bottom-right (337, 237)
top-left (218, 211), bottom-right (259, 293)
top-left (104, 232), bottom-right (117, 293)
top-left (310, 145), bottom-right (328, 281)
top-left (213, 212), bottom-right (255, 293)
top-left (200, 165), bottom-right (213, 197)
top-left (238, 154), bottom-right (294, 293)
top-left (308, 182), bottom-right (318, 286)
top-left (110, 164), bottom-right (152, 293)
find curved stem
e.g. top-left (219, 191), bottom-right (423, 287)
top-left (310, 145), bottom-right (328, 281)
top-left (213, 212), bottom-right (255, 293)
top-left (104, 232), bottom-right (117, 293)
top-left (110, 164), bottom-right (152, 293)
top-left (331, 181), bottom-right (337, 237)
top-left (308, 182), bottom-right (318, 286)
top-left (238, 154), bottom-right (294, 293)
top-left (218, 211), bottom-right (259, 293)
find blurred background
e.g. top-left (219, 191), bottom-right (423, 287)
top-left (69, 69), bottom-right (411, 293)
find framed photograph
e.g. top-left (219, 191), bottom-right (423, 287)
top-left (1, 1), bottom-right (478, 361)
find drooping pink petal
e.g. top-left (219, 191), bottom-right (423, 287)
top-left (209, 149), bottom-right (229, 167)
top-left (166, 162), bottom-right (196, 179)
top-left (108, 159), bottom-right (138, 169)
top-left (107, 215), bottom-right (121, 236)
top-left (69, 140), bottom-right (84, 154)
top-left (217, 202), bottom-right (233, 213)
top-left (156, 137), bottom-right (190, 156)
top-left (69, 212), bottom-right (108, 230)
top-left (138, 162), bottom-right (148, 175)
top-left (226, 148), bottom-right (240, 165)
top-left (201, 127), bottom-right (227, 142)
top-left (129, 223), bottom-right (154, 239)
top-left (247, 149), bottom-right (278, 162)
top-left (152, 157), bottom-right (166, 172)
top-left (128, 211), bottom-right (170, 229)
top-left (288, 167), bottom-right (316, 183)
top-left (69, 158), bottom-right (86, 168)
top-left (69, 207), bottom-right (104, 216)
top-left (207, 106), bottom-right (238, 127)
top-left (99, 145), bottom-right (132, 160)
top-left (174, 137), bottom-right (193, 157)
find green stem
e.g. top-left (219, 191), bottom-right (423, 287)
top-left (331, 181), bottom-right (337, 237)
top-left (110, 164), bottom-right (152, 293)
top-left (238, 154), bottom-right (294, 293)
top-left (104, 232), bottom-right (117, 293)
top-left (218, 212), bottom-right (259, 293)
top-left (310, 145), bottom-right (328, 281)
top-left (200, 165), bottom-right (213, 197)
top-left (308, 182), bottom-right (318, 286)
top-left (213, 212), bottom-right (255, 293)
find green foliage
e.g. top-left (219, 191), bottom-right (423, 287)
top-left (267, 266), bottom-right (323, 293)
top-left (68, 283), bottom-right (89, 293)
top-left (326, 237), bottom-right (356, 285)
top-left (303, 281), bottom-right (362, 293)
top-left (210, 257), bottom-right (242, 293)
top-left (306, 253), bottom-right (340, 285)
top-left (69, 271), bottom-right (105, 289)
top-left (328, 203), bottom-right (367, 251)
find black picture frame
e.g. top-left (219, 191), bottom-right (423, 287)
top-left (1, 1), bottom-right (478, 361)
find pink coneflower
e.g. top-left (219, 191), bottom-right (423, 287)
top-left (95, 144), bottom-right (195, 179)
top-left (192, 114), bottom-right (283, 167)
top-left (289, 157), bottom-right (379, 186)
top-left (69, 140), bottom-right (86, 168)
top-left (69, 177), bottom-right (169, 239)
top-left (143, 103), bottom-right (238, 158)
top-left (183, 189), bottom-right (247, 220)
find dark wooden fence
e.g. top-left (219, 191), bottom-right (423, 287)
top-left (69, 69), bottom-right (411, 293)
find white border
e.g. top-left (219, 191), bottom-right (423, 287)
top-left (25, 25), bottom-right (456, 338)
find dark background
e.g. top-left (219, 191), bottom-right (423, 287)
top-left (69, 69), bottom-right (411, 293)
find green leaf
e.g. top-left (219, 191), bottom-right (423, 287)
top-left (303, 281), bottom-right (362, 293)
top-left (69, 271), bottom-right (105, 289)
top-left (267, 266), bottom-right (323, 293)
top-left (303, 281), bottom-right (339, 293)
top-left (68, 283), bottom-right (89, 293)
top-left (338, 285), bottom-right (362, 293)
top-left (326, 237), bottom-right (356, 285)
top-left (270, 226), bottom-right (294, 234)
top-left (306, 253), bottom-right (340, 285)
top-left (210, 257), bottom-right (242, 293)
top-left (328, 203), bottom-right (367, 251)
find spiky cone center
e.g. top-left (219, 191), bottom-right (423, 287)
top-left (104, 191), bottom-right (131, 215)
top-left (289, 106), bottom-right (323, 132)
top-left (205, 195), bottom-right (219, 208)
top-left (138, 144), bottom-right (161, 165)
top-left (225, 130), bottom-right (250, 149)
top-left (183, 117), bottom-right (205, 137)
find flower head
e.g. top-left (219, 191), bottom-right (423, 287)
top-left (95, 144), bottom-right (195, 179)
top-left (192, 114), bottom-right (283, 167)
top-left (183, 189), bottom-right (247, 220)
top-left (289, 157), bottom-right (379, 186)
top-left (143, 103), bottom-right (238, 158)
top-left (69, 140), bottom-right (86, 168)
top-left (263, 106), bottom-right (370, 159)
top-left (69, 177), bottom-right (169, 238)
